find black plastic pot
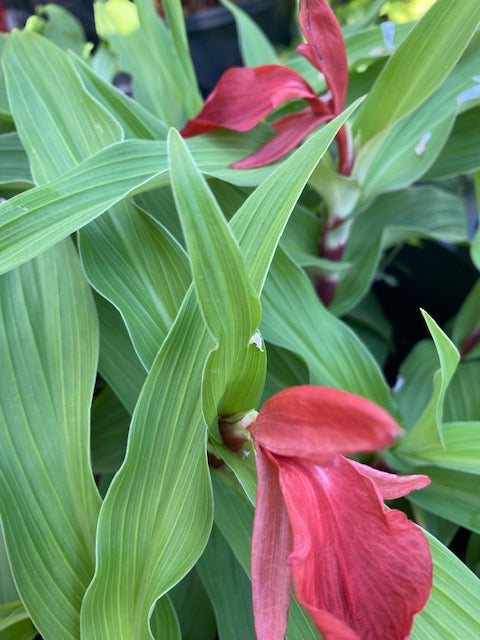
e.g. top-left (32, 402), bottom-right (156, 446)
top-left (186, 0), bottom-right (295, 95)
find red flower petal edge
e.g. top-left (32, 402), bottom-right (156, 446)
top-left (251, 448), bottom-right (292, 640)
top-left (278, 455), bottom-right (432, 640)
top-left (181, 65), bottom-right (320, 136)
top-left (249, 386), bottom-right (402, 464)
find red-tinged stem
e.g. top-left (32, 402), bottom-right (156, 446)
top-left (460, 324), bottom-right (480, 358)
top-left (336, 125), bottom-right (354, 177)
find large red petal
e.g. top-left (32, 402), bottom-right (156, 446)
top-left (249, 386), bottom-right (402, 464)
top-left (349, 459), bottom-right (431, 500)
top-left (251, 447), bottom-right (292, 640)
top-left (277, 455), bottom-right (432, 640)
top-left (298, 0), bottom-right (348, 113)
top-left (231, 108), bottom-right (324, 169)
top-left (181, 65), bottom-right (320, 137)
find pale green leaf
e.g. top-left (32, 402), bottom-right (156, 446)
top-left (168, 129), bottom-right (264, 417)
top-left (354, 0), bottom-right (480, 142)
top-left (396, 311), bottom-right (460, 453)
top-left (3, 31), bottom-right (123, 185)
top-left (150, 596), bottom-right (181, 640)
top-left (261, 247), bottom-right (395, 412)
top-left (95, 293), bottom-right (146, 414)
top-left (220, 0), bottom-right (278, 66)
top-left (0, 240), bottom-right (100, 640)
top-left (444, 362), bottom-right (480, 422)
top-left (71, 53), bottom-right (168, 140)
top-left (425, 106), bottom-right (480, 180)
top-left (81, 292), bottom-right (214, 640)
top-left (405, 421), bottom-right (480, 475)
top-left (94, 0), bottom-right (201, 125)
top-left (35, 3), bottom-right (87, 56)
top-left (0, 132), bottom-right (32, 189)
top-left (407, 467), bottom-right (480, 533)
top-left (79, 200), bottom-right (191, 369)
top-left (353, 33), bottom-right (480, 196)
top-left (411, 532), bottom-right (480, 638)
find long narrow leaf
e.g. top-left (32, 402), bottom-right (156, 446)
top-left (0, 240), bottom-right (100, 639)
top-left (353, 0), bottom-right (480, 142)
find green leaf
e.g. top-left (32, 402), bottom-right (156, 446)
top-left (353, 0), bottom-right (480, 142)
top-left (220, 0), bottom-right (278, 66)
top-left (405, 421), bottom-right (480, 475)
top-left (0, 601), bottom-right (36, 639)
top-left (262, 343), bottom-right (309, 402)
top-left (261, 247), bottom-right (395, 412)
top-left (79, 200), bottom-right (191, 369)
top-left (150, 596), bottom-right (181, 640)
top-left (168, 129), bottom-right (264, 417)
top-left (394, 340), bottom-right (439, 429)
top-left (197, 526), bottom-right (255, 640)
top-left (81, 292), bottom-right (214, 639)
top-left (407, 467), bottom-right (480, 533)
top-left (169, 569), bottom-right (217, 640)
top-left (0, 526), bottom-right (17, 604)
top-left (3, 31), bottom-right (123, 185)
top-left (332, 187), bottom-right (467, 315)
top-left (95, 293), bottom-right (146, 414)
top-left (90, 386), bottom-right (130, 474)
top-left (396, 311), bottom-right (460, 453)
top-left (444, 362), bottom-right (480, 422)
top-left (0, 133), bottom-right (32, 189)
top-left (160, 0), bottom-right (201, 109)
top-left (353, 33), bottom-right (480, 196)
top-left (451, 279), bottom-right (480, 359)
top-left (411, 531), bottom-right (480, 638)
top-left (94, 0), bottom-right (201, 126)
top-left (71, 53), bottom-right (168, 140)
top-left (425, 106), bottom-right (480, 179)
top-left (0, 240), bottom-right (100, 640)
top-left (34, 3), bottom-right (87, 56)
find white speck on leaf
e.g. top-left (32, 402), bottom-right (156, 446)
top-left (415, 132), bottom-right (432, 156)
top-left (392, 377), bottom-right (405, 393)
top-left (249, 330), bottom-right (264, 352)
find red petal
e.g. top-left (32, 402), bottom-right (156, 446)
top-left (231, 108), bottom-right (324, 169)
top-left (349, 460), bottom-right (431, 499)
top-left (181, 65), bottom-right (320, 137)
top-left (251, 447), bottom-right (292, 640)
top-left (276, 455), bottom-right (432, 640)
top-left (298, 0), bottom-right (348, 113)
top-left (249, 386), bottom-right (402, 464)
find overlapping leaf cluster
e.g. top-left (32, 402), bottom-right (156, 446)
top-left (0, 0), bottom-right (479, 638)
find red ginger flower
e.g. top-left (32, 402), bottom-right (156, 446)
top-left (246, 386), bottom-right (432, 640)
top-left (181, 0), bottom-right (352, 173)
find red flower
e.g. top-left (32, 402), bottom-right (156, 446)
top-left (181, 0), bottom-right (352, 173)
top-left (246, 386), bottom-right (432, 640)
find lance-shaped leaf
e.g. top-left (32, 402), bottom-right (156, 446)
top-left (353, 0), bottom-right (480, 143)
top-left (81, 291), bottom-right (215, 639)
top-left (396, 312), bottom-right (460, 454)
top-left (79, 200), bottom-right (191, 370)
top-left (0, 132), bottom-right (32, 189)
top-left (3, 31), bottom-right (123, 184)
top-left (169, 129), bottom-right (264, 417)
top-left (261, 246), bottom-right (394, 412)
top-left (94, 0), bottom-right (202, 126)
top-left (0, 240), bottom-right (101, 639)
